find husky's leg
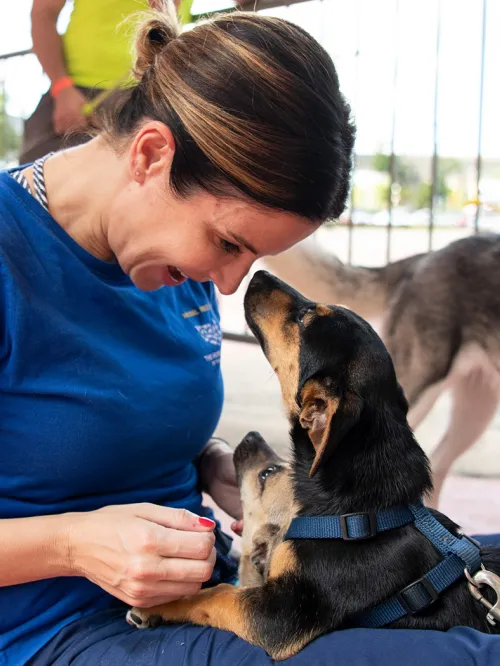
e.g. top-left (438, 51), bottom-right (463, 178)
top-left (407, 380), bottom-right (446, 431)
top-left (428, 365), bottom-right (498, 509)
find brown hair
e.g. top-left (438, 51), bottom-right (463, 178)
top-left (95, 0), bottom-right (355, 222)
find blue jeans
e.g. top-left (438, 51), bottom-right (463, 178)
top-left (29, 534), bottom-right (500, 666)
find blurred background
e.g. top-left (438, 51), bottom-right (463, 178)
top-left (2, 0), bottom-right (499, 531)
top-left (3, 0), bottom-right (499, 252)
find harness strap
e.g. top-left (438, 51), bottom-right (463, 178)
top-left (285, 506), bottom-right (414, 541)
top-left (409, 502), bottom-right (481, 567)
top-left (358, 551), bottom-right (475, 627)
top-left (284, 500), bottom-right (482, 628)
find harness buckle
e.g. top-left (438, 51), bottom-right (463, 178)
top-left (465, 565), bottom-right (500, 626)
top-left (340, 512), bottom-right (377, 540)
top-left (461, 533), bottom-right (481, 549)
top-left (397, 576), bottom-right (439, 614)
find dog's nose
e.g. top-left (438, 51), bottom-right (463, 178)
top-left (235, 431), bottom-right (268, 462)
top-left (242, 431), bottom-right (266, 446)
top-left (249, 270), bottom-right (274, 288)
top-left (245, 270), bottom-right (280, 299)
top-left (234, 431), bottom-right (273, 483)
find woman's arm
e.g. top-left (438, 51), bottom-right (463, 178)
top-left (0, 513), bottom-right (70, 585)
top-left (196, 438), bottom-right (243, 521)
top-left (31, 0), bottom-right (68, 86)
top-left (31, 0), bottom-right (88, 134)
top-left (0, 504), bottom-right (217, 608)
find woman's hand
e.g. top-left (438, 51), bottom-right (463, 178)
top-left (52, 86), bottom-right (88, 135)
top-left (65, 503), bottom-right (217, 608)
top-left (196, 438), bottom-right (243, 521)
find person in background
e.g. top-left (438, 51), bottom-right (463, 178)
top-left (20, 0), bottom-right (193, 163)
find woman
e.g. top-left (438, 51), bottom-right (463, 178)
top-left (1, 2), bottom-right (353, 663)
top-left (2, 3), bottom-right (498, 666)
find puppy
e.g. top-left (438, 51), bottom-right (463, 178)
top-left (233, 431), bottom-right (295, 587)
top-left (128, 271), bottom-right (500, 660)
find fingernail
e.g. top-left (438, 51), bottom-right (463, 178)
top-left (199, 517), bottom-right (216, 527)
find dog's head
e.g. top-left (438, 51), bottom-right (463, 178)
top-left (234, 431), bottom-right (295, 586)
top-left (244, 270), bottom-right (409, 478)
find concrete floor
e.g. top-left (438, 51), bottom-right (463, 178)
top-left (213, 339), bottom-right (500, 537)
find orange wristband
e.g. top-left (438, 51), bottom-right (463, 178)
top-left (50, 76), bottom-right (74, 98)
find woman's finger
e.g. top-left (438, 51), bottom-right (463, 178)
top-left (130, 503), bottom-right (216, 532)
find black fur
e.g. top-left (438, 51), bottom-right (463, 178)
top-left (241, 270), bottom-right (500, 658)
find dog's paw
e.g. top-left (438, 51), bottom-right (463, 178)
top-left (126, 608), bottom-right (164, 629)
top-left (250, 540), bottom-right (269, 576)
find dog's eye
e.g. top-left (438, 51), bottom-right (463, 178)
top-left (259, 465), bottom-right (278, 483)
top-left (296, 308), bottom-right (313, 325)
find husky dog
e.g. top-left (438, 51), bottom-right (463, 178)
top-left (264, 234), bottom-right (500, 507)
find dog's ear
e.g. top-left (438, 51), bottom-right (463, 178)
top-left (299, 379), bottom-right (363, 477)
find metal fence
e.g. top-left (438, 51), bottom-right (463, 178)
top-left (1, 0), bottom-right (498, 342)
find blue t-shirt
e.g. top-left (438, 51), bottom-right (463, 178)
top-left (0, 172), bottom-right (224, 665)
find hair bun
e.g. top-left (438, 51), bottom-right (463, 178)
top-left (133, 1), bottom-right (180, 80)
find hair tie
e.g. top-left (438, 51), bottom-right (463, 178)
top-left (148, 27), bottom-right (167, 45)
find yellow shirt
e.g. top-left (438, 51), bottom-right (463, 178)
top-left (63, 0), bottom-right (194, 90)
top-left (63, 0), bottom-right (149, 89)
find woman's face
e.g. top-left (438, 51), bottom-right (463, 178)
top-left (106, 124), bottom-right (318, 294)
top-left (109, 188), bottom-right (316, 294)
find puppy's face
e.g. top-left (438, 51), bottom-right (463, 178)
top-left (244, 271), bottom-right (408, 476)
top-left (234, 431), bottom-right (295, 586)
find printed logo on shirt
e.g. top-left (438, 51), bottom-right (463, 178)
top-left (182, 303), bottom-right (221, 365)
top-left (195, 322), bottom-right (222, 346)
top-left (182, 303), bottom-right (212, 319)
top-left (204, 350), bottom-right (221, 366)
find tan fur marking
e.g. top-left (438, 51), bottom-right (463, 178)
top-left (272, 630), bottom-right (322, 661)
top-left (300, 379), bottom-right (340, 476)
top-left (250, 289), bottom-right (300, 416)
top-left (315, 304), bottom-right (332, 316)
top-left (268, 541), bottom-right (298, 579)
top-left (302, 310), bottom-right (316, 327)
top-left (134, 584), bottom-right (252, 640)
top-left (302, 304), bottom-right (332, 328)
top-left (300, 378), bottom-right (328, 405)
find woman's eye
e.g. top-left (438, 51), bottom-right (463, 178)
top-left (218, 238), bottom-right (241, 256)
top-left (259, 465), bottom-right (278, 483)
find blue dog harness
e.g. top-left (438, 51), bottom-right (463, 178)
top-left (285, 501), bottom-right (482, 628)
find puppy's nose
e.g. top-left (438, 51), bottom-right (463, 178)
top-left (234, 431), bottom-right (271, 484)
top-left (242, 431), bottom-right (266, 447)
top-left (235, 431), bottom-right (268, 463)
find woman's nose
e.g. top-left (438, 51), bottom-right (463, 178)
top-left (209, 259), bottom-right (254, 296)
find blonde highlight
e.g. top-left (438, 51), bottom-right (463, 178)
top-left (94, 4), bottom-right (356, 222)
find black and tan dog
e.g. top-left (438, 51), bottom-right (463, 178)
top-left (128, 271), bottom-right (500, 660)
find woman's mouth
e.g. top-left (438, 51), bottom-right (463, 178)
top-left (162, 265), bottom-right (188, 286)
